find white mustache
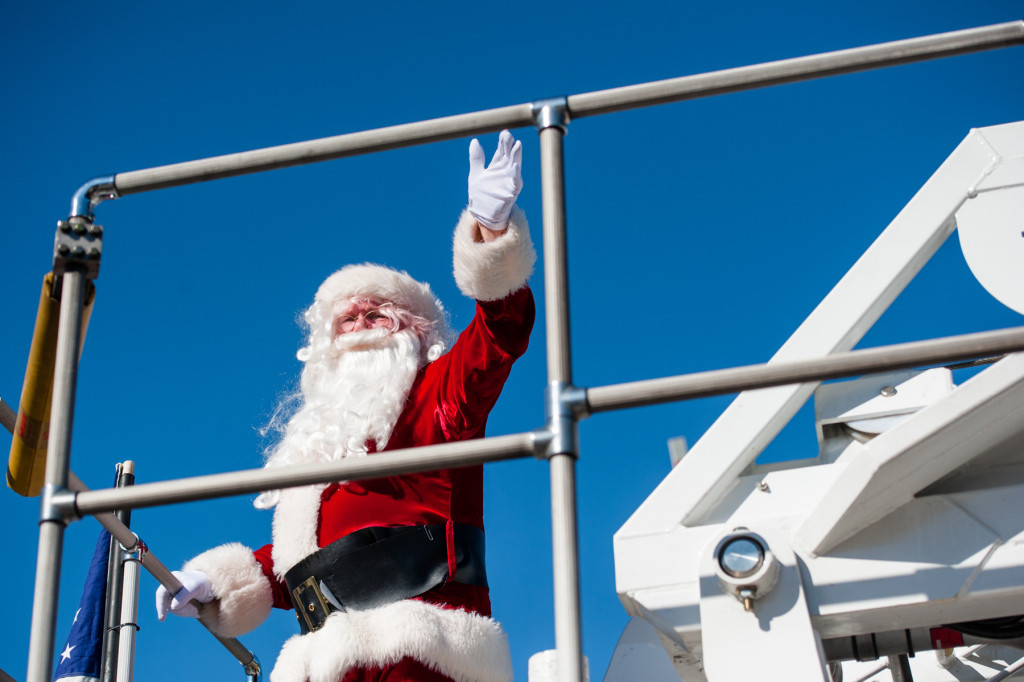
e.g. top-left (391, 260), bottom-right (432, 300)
top-left (330, 327), bottom-right (392, 354)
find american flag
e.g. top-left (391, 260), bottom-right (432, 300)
top-left (53, 528), bottom-right (111, 682)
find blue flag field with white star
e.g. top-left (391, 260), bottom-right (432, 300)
top-left (53, 529), bottom-right (110, 682)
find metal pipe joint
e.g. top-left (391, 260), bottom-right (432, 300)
top-left (119, 534), bottom-right (144, 556)
top-left (539, 381), bottom-right (589, 460)
top-left (529, 427), bottom-right (555, 459)
top-left (39, 484), bottom-right (79, 526)
top-left (531, 97), bottom-right (571, 133)
top-left (54, 217), bottom-right (104, 278)
top-left (70, 175), bottom-right (119, 219)
top-left (243, 656), bottom-right (263, 681)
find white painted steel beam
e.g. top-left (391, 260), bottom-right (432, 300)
top-left (616, 121), bottom-right (1023, 538)
top-left (796, 353), bottom-right (1024, 555)
top-left (615, 456), bottom-right (1024, 652)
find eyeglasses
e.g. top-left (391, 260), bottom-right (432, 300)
top-left (334, 307), bottom-right (393, 334)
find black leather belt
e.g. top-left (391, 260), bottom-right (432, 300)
top-left (284, 523), bottom-right (487, 633)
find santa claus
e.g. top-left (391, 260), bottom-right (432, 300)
top-left (156, 130), bottom-right (535, 682)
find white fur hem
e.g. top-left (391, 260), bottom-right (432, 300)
top-left (183, 542), bottom-right (273, 637)
top-left (270, 599), bottom-right (512, 682)
top-left (453, 207), bottom-right (535, 302)
top-left (271, 484), bottom-right (325, 579)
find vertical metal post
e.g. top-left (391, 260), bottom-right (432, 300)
top-left (102, 463), bottom-right (135, 682)
top-left (116, 548), bottom-right (141, 682)
top-left (548, 453), bottom-right (583, 681)
top-left (26, 268), bottom-right (87, 682)
top-left (534, 98), bottom-right (584, 682)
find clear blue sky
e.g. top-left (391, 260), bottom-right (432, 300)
top-left (2, 2), bottom-right (1022, 680)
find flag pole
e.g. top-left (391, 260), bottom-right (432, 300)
top-left (101, 463), bottom-right (135, 682)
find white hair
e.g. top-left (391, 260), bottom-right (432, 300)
top-left (307, 263), bottom-right (454, 364)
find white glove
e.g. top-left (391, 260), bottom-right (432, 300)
top-left (468, 129), bottom-right (523, 232)
top-left (155, 570), bottom-right (215, 621)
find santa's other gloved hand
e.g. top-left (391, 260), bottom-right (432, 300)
top-left (155, 570), bottom-right (215, 621)
top-left (468, 129), bottom-right (523, 232)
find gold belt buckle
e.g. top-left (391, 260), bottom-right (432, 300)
top-left (292, 575), bottom-right (332, 632)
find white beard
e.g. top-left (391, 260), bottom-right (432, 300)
top-left (254, 328), bottom-right (423, 508)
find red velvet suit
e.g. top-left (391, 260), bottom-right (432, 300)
top-left (255, 287), bottom-right (534, 678)
top-left (180, 208), bottom-right (536, 682)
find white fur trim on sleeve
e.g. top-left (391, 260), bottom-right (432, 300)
top-left (271, 600), bottom-right (512, 682)
top-left (453, 206), bottom-right (536, 301)
top-left (183, 542), bottom-right (274, 637)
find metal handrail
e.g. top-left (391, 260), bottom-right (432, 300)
top-left (24, 19), bottom-right (1024, 682)
top-left (566, 21), bottom-right (1024, 118)
top-left (586, 326), bottom-right (1024, 413)
top-left (72, 432), bottom-right (543, 516)
top-left (67, 21), bottom-right (1024, 216)
top-left (52, 326), bottom-right (1024, 518)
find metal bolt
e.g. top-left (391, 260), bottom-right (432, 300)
top-left (758, 481), bottom-right (770, 492)
top-left (72, 245), bottom-right (85, 258)
top-left (57, 244), bottom-right (71, 256)
top-left (72, 223), bottom-right (87, 235)
top-left (720, 537), bottom-right (764, 578)
top-left (307, 603), bottom-right (315, 612)
top-left (88, 224), bottom-right (104, 236)
top-left (880, 386), bottom-right (897, 397)
top-left (738, 587), bottom-right (756, 612)
top-left (58, 221), bottom-right (72, 233)
top-left (87, 247), bottom-right (101, 259)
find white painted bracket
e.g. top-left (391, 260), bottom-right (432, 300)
top-left (603, 617), bottom-right (701, 682)
top-left (957, 124), bottom-right (1024, 317)
top-left (698, 526), bottom-right (829, 681)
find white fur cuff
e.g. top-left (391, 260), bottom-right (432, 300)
top-left (453, 206), bottom-right (536, 302)
top-left (271, 600), bottom-right (512, 682)
top-left (184, 542), bottom-right (274, 637)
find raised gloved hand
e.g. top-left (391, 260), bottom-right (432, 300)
top-left (155, 570), bottom-right (215, 621)
top-left (468, 129), bottom-right (523, 232)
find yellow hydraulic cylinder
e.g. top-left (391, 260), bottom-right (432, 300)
top-left (7, 272), bottom-right (95, 497)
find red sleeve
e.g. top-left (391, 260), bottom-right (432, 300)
top-left (253, 543), bottom-right (294, 610)
top-left (433, 286), bottom-right (535, 441)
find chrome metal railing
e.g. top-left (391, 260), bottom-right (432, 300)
top-left (21, 20), bottom-right (1024, 682)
